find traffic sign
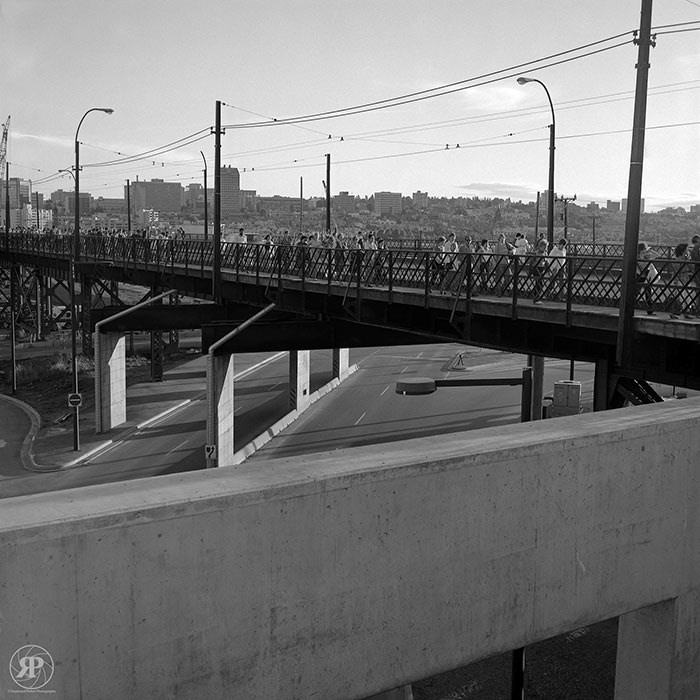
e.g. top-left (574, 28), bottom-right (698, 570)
top-left (67, 392), bottom-right (82, 408)
top-left (204, 444), bottom-right (217, 460)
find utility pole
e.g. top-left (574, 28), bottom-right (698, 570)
top-left (126, 179), bottom-right (131, 233)
top-left (325, 153), bottom-right (331, 234)
top-left (200, 150), bottom-right (208, 241)
top-left (617, 0), bottom-right (654, 368)
top-left (299, 176), bottom-right (303, 235)
top-left (534, 191), bottom-right (540, 240)
top-left (213, 100), bottom-right (223, 302)
top-left (555, 194), bottom-right (576, 239)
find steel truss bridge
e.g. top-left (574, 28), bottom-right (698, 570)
top-left (1, 234), bottom-right (699, 403)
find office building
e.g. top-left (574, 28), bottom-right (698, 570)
top-left (374, 191), bottom-right (402, 216)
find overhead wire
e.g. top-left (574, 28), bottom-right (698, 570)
top-left (220, 30), bottom-right (636, 129)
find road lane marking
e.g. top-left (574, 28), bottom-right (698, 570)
top-left (354, 411), bottom-right (366, 425)
top-left (166, 439), bottom-right (189, 456)
top-left (379, 384), bottom-right (391, 396)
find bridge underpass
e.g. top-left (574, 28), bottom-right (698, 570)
top-left (2, 398), bottom-right (700, 698)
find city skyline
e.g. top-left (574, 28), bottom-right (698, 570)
top-left (1, 0), bottom-right (699, 212)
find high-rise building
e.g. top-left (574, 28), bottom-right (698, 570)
top-left (412, 191), bottom-right (428, 208)
top-left (334, 191), bottom-right (356, 212)
top-left (374, 191), bottom-right (402, 216)
top-left (221, 166), bottom-right (241, 216)
top-left (128, 179), bottom-right (182, 214)
top-left (606, 200), bottom-right (621, 212)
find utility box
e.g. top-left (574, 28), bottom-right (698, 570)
top-left (548, 380), bottom-right (582, 418)
top-left (553, 380), bottom-right (582, 408)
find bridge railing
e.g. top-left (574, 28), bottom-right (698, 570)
top-left (3, 234), bottom-right (697, 316)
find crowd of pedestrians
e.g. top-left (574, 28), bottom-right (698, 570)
top-left (6, 224), bottom-right (700, 317)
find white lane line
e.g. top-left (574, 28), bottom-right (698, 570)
top-left (234, 351), bottom-right (286, 380)
top-left (354, 411), bottom-right (367, 425)
top-left (166, 439), bottom-right (189, 456)
top-left (379, 384), bottom-right (391, 396)
top-left (417, 351), bottom-right (424, 359)
top-left (400, 366), bottom-right (408, 373)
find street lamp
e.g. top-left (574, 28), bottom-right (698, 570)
top-left (200, 150), bottom-right (208, 242)
top-left (71, 107), bottom-right (113, 450)
top-left (517, 77), bottom-right (555, 248)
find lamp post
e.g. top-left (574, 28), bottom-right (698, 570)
top-left (71, 107), bottom-right (113, 451)
top-left (517, 77), bottom-right (555, 247)
top-left (200, 150), bottom-right (208, 241)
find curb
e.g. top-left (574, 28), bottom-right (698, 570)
top-left (63, 398), bottom-right (195, 468)
top-left (227, 364), bottom-right (360, 466)
top-left (0, 393), bottom-right (59, 473)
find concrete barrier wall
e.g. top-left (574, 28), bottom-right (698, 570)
top-left (2, 399), bottom-right (700, 699)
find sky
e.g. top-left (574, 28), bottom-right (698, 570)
top-left (1, 0), bottom-right (699, 212)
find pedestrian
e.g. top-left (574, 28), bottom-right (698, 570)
top-left (667, 243), bottom-right (694, 320)
top-left (530, 238), bottom-right (548, 304)
top-left (431, 236), bottom-right (447, 289)
top-left (690, 235), bottom-right (700, 317)
top-left (636, 242), bottom-right (659, 315)
top-left (513, 232), bottom-right (530, 258)
top-left (549, 238), bottom-right (567, 300)
top-left (474, 238), bottom-right (492, 293)
top-left (493, 233), bottom-right (514, 295)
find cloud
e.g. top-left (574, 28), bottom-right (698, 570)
top-left (457, 182), bottom-right (538, 201)
top-left (14, 131), bottom-right (72, 148)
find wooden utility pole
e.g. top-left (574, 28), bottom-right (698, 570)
top-left (213, 100), bottom-right (222, 302)
top-left (616, 0), bottom-right (654, 368)
top-left (325, 153), bottom-right (331, 234)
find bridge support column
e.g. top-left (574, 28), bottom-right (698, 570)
top-left (615, 592), bottom-right (700, 699)
top-left (80, 274), bottom-right (94, 356)
top-left (594, 358), bottom-right (613, 411)
top-left (206, 353), bottom-right (235, 467)
top-left (150, 287), bottom-right (164, 382)
top-left (289, 350), bottom-right (311, 411)
top-left (332, 347), bottom-right (350, 381)
top-left (94, 331), bottom-right (126, 433)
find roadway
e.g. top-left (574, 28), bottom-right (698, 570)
top-left (1, 343), bottom-right (599, 499)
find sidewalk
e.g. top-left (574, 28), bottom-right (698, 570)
top-left (22, 354), bottom-right (207, 472)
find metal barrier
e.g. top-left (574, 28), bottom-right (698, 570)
top-left (4, 234), bottom-right (698, 317)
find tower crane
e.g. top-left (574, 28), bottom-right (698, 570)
top-left (0, 115), bottom-right (9, 173)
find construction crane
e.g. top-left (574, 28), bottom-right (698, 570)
top-left (0, 115), bottom-right (9, 174)
top-left (1, 116), bottom-right (9, 228)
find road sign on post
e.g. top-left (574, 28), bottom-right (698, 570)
top-left (67, 392), bottom-right (82, 408)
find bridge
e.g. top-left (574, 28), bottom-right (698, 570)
top-left (2, 235), bottom-right (699, 377)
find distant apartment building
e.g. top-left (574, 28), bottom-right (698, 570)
top-left (606, 200), bottom-right (621, 212)
top-left (374, 191), bottom-right (402, 216)
top-left (621, 198), bottom-right (645, 214)
top-left (412, 190), bottom-right (429, 208)
top-left (1, 177), bottom-right (31, 209)
top-left (220, 166), bottom-right (241, 216)
top-left (94, 197), bottom-right (126, 216)
top-left (691, 204), bottom-right (700, 214)
top-left (128, 179), bottom-right (182, 214)
top-left (333, 191), bottom-right (356, 212)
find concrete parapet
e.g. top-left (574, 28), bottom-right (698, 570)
top-left (3, 399), bottom-right (700, 698)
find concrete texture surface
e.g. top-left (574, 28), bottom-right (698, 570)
top-left (1, 398), bottom-right (700, 699)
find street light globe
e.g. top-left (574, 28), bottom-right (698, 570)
top-left (516, 77), bottom-right (532, 85)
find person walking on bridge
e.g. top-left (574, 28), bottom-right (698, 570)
top-left (636, 242), bottom-right (659, 315)
top-left (690, 235), bottom-right (700, 318)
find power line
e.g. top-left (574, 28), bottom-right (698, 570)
top-left (221, 34), bottom-right (635, 129)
